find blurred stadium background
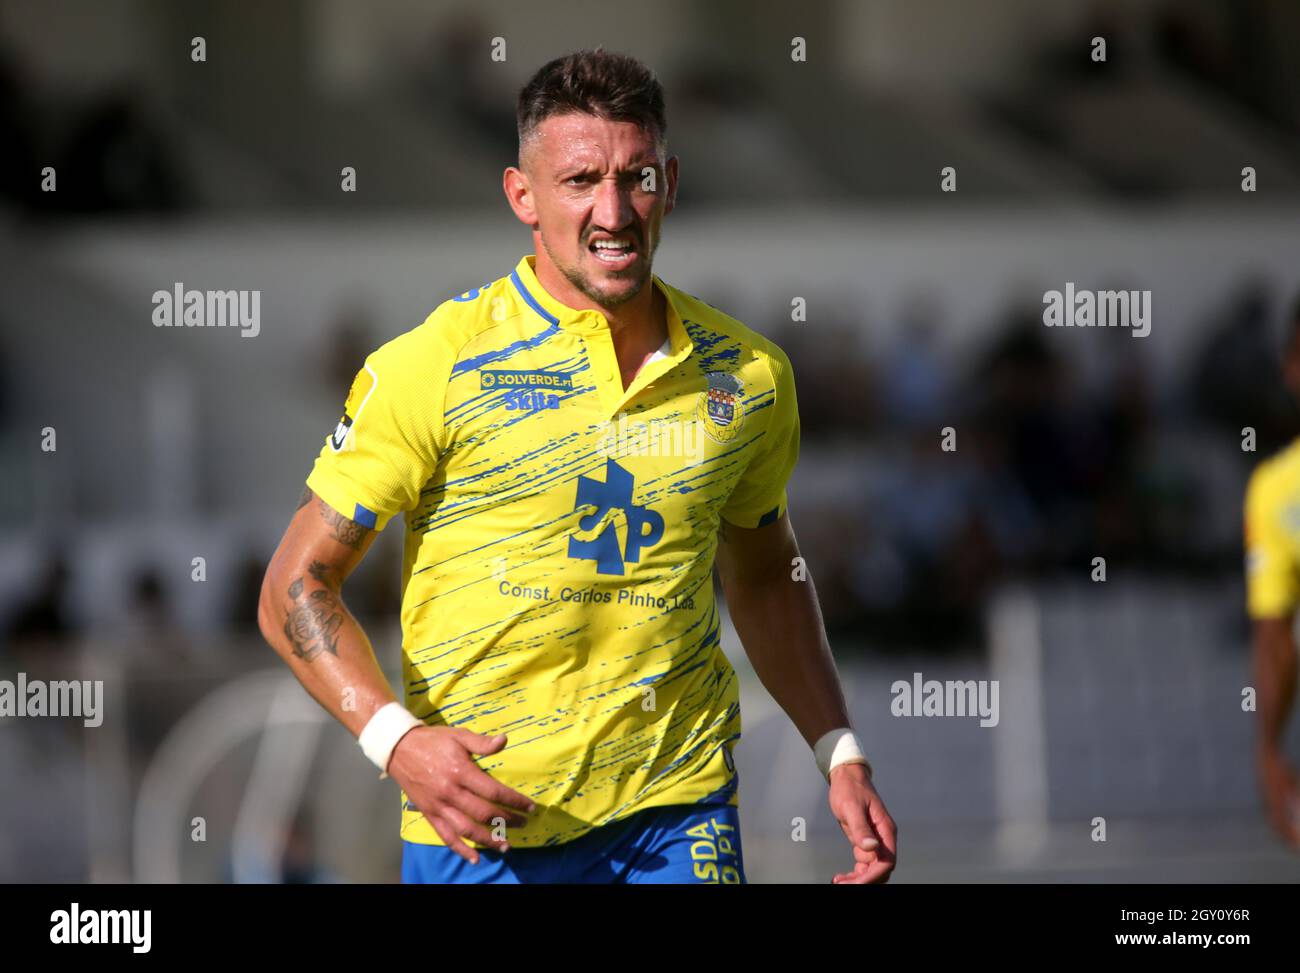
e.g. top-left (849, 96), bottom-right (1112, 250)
top-left (3, 0), bottom-right (1300, 883)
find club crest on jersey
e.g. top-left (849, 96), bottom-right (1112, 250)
top-left (698, 371), bottom-right (744, 443)
top-left (329, 364), bottom-right (377, 452)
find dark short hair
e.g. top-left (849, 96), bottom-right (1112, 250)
top-left (517, 48), bottom-right (666, 154)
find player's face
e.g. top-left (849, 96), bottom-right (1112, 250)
top-left (513, 113), bottom-right (677, 308)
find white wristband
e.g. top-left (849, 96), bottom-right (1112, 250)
top-left (813, 728), bottom-right (871, 781)
top-left (358, 702), bottom-right (422, 779)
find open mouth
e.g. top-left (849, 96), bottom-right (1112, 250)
top-left (588, 237), bottom-right (638, 269)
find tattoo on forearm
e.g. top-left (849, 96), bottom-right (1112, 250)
top-left (283, 566), bottom-right (344, 662)
top-left (296, 486), bottom-right (313, 510)
top-left (317, 501), bottom-right (369, 549)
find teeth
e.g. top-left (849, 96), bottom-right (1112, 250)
top-left (593, 240), bottom-right (631, 250)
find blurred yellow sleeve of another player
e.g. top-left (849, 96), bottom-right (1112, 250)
top-left (1244, 459), bottom-right (1300, 620)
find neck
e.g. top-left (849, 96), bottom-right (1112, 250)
top-left (531, 250), bottom-right (668, 390)
top-left (532, 250), bottom-right (660, 341)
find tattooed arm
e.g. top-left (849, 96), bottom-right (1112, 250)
top-left (257, 486), bottom-right (393, 737)
top-left (257, 487), bottom-right (534, 860)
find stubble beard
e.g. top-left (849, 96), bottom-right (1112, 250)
top-left (542, 231), bottom-right (659, 310)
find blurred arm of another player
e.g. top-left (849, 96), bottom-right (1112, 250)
top-left (1252, 614), bottom-right (1300, 848)
top-left (715, 512), bottom-right (897, 884)
top-left (258, 487), bottom-right (535, 865)
top-left (1244, 447), bottom-right (1300, 851)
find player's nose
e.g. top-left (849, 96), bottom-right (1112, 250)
top-left (590, 178), bottom-right (635, 236)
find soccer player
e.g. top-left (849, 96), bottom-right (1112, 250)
top-left (1244, 298), bottom-right (1300, 850)
top-left (258, 49), bottom-right (895, 884)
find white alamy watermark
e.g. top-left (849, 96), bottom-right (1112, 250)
top-left (1042, 283), bottom-right (1150, 338)
top-left (891, 672), bottom-right (999, 727)
top-left (50, 903), bottom-right (150, 953)
top-left (0, 672), bottom-right (103, 727)
top-left (596, 414), bottom-right (705, 463)
top-left (152, 282), bottom-right (261, 337)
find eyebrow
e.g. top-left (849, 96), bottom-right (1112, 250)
top-left (559, 161), bottom-right (661, 179)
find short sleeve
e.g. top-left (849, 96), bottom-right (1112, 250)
top-left (719, 346), bottom-right (800, 529)
top-left (1245, 466), bottom-right (1299, 619)
top-left (305, 331), bottom-right (444, 533)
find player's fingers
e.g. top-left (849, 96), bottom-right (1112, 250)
top-left (449, 734), bottom-right (537, 817)
top-left (427, 813), bottom-right (480, 865)
top-left (836, 796), bottom-right (878, 852)
top-left (442, 805), bottom-right (502, 852)
top-left (837, 817), bottom-right (895, 880)
top-left (452, 789), bottom-right (525, 838)
top-left (836, 816), bottom-right (879, 853)
top-left (457, 729), bottom-right (509, 756)
top-left (842, 825), bottom-right (879, 863)
top-left (461, 768), bottom-right (537, 814)
top-left (834, 867), bottom-right (881, 885)
top-left (832, 863), bottom-right (872, 884)
top-left (834, 858), bottom-right (894, 885)
top-left (870, 805), bottom-right (899, 856)
top-left (852, 843), bottom-right (879, 865)
top-left (860, 858), bottom-right (896, 884)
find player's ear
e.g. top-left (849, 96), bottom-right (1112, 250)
top-left (664, 155), bottom-right (679, 215)
top-left (503, 166), bottom-right (538, 227)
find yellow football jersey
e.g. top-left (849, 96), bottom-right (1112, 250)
top-left (305, 254), bottom-right (800, 847)
top-left (1245, 437), bottom-right (1300, 619)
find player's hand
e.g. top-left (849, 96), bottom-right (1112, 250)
top-left (827, 762), bottom-right (896, 884)
top-left (387, 726), bottom-right (537, 864)
top-left (1257, 745), bottom-right (1300, 849)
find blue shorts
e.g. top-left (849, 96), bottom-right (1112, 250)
top-left (401, 803), bottom-right (746, 884)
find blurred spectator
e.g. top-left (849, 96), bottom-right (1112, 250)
top-left (325, 303), bottom-right (375, 397)
top-left (0, 47), bottom-right (41, 211)
top-left (1188, 280), bottom-right (1294, 462)
top-left (4, 547), bottom-right (72, 650)
top-left (881, 297), bottom-right (953, 433)
top-left (411, 11), bottom-right (516, 162)
top-left (121, 566), bottom-right (189, 657)
top-left (784, 315), bottom-right (877, 437)
top-left (52, 88), bottom-right (189, 214)
top-left (280, 812), bottom-right (339, 884)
